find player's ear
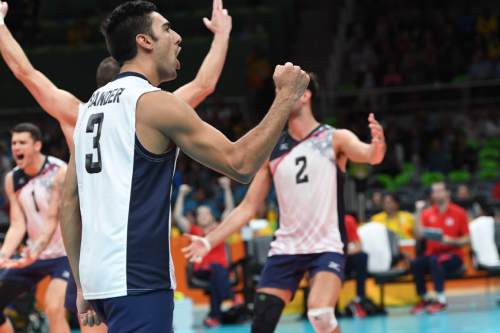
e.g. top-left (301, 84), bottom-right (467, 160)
top-left (34, 140), bottom-right (42, 152)
top-left (300, 89), bottom-right (312, 103)
top-left (136, 34), bottom-right (154, 52)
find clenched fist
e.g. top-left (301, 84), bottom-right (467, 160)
top-left (273, 62), bottom-right (310, 99)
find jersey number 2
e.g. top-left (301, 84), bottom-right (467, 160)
top-left (85, 113), bottom-right (104, 174)
top-left (295, 156), bottom-right (309, 184)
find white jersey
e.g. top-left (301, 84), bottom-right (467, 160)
top-left (74, 72), bottom-right (178, 300)
top-left (268, 125), bottom-right (345, 256)
top-left (12, 156), bottom-right (66, 260)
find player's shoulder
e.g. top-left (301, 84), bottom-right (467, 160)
top-left (370, 211), bottom-right (385, 221)
top-left (449, 203), bottom-right (467, 216)
top-left (10, 167), bottom-right (28, 192)
top-left (47, 156), bottom-right (67, 168)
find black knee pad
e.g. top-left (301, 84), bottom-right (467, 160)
top-left (251, 293), bottom-right (285, 333)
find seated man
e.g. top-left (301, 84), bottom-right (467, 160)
top-left (410, 182), bottom-right (470, 314)
top-left (371, 193), bottom-right (416, 239)
top-left (174, 177), bottom-right (239, 327)
top-left (344, 214), bottom-right (368, 318)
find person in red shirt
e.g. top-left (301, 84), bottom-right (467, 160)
top-left (174, 177), bottom-right (235, 327)
top-left (410, 182), bottom-right (470, 315)
top-left (344, 214), bottom-right (368, 318)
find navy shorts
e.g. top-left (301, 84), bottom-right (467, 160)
top-left (64, 270), bottom-right (77, 314)
top-left (0, 256), bottom-right (70, 287)
top-left (258, 252), bottom-right (345, 294)
top-left (89, 290), bottom-right (174, 333)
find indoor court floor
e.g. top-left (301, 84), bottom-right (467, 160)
top-left (71, 294), bottom-right (500, 333)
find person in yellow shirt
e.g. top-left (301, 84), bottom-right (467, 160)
top-left (370, 193), bottom-right (416, 239)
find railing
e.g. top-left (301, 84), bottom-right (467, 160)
top-left (321, 79), bottom-right (500, 115)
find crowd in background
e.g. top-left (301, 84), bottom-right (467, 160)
top-left (340, 0), bottom-right (500, 89)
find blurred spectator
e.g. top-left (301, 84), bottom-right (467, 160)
top-left (370, 193), bottom-right (416, 239)
top-left (456, 184), bottom-right (471, 201)
top-left (344, 214), bottom-right (368, 318)
top-left (410, 182), bottom-right (470, 314)
top-left (174, 178), bottom-right (239, 328)
top-left (468, 50), bottom-right (493, 80)
top-left (426, 138), bottom-right (451, 173)
top-left (382, 63), bottom-right (402, 87)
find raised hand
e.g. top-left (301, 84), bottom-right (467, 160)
top-left (218, 176), bottom-right (231, 189)
top-left (203, 0), bottom-right (232, 37)
top-left (0, 1), bottom-right (8, 25)
top-left (273, 62), bottom-right (310, 100)
top-left (181, 234), bottom-right (212, 263)
top-left (179, 184), bottom-right (192, 195)
top-left (368, 113), bottom-right (385, 147)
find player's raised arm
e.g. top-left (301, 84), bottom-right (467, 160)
top-left (0, 1), bottom-right (80, 132)
top-left (334, 113), bottom-right (386, 166)
top-left (183, 163), bottom-right (272, 261)
top-left (142, 63), bottom-right (309, 184)
top-left (173, 184), bottom-right (193, 233)
top-left (0, 173), bottom-right (27, 267)
top-left (174, 0), bottom-right (231, 108)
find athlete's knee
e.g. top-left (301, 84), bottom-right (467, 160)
top-left (44, 299), bottom-right (65, 319)
top-left (251, 292), bottom-right (285, 333)
top-left (308, 307), bottom-right (338, 333)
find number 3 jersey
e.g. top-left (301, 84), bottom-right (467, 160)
top-left (74, 72), bottom-right (178, 300)
top-left (268, 124), bottom-right (346, 256)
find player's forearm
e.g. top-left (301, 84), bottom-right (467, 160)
top-left (30, 221), bottom-right (57, 257)
top-left (230, 93), bottom-right (295, 182)
top-left (0, 224), bottom-right (25, 258)
top-left (222, 186), bottom-right (234, 215)
top-left (367, 142), bottom-right (386, 165)
top-left (173, 193), bottom-right (189, 232)
top-left (0, 24), bottom-right (35, 80)
top-left (206, 203), bottom-right (255, 247)
top-left (447, 235), bottom-right (470, 247)
top-left (194, 34), bottom-right (228, 93)
top-left (60, 195), bottom-right (83, 289)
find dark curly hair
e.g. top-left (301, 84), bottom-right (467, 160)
top-left (101, 1), bottom-right (158, 65)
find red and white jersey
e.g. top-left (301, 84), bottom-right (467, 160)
top-left (268, 125), bottom-right (345, 256)
top-left (12, 156), bottom-right (66, 260)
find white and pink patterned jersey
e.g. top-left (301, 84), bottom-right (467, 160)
top-left (12, 156), bottom-right (66, 260)
top-left (268, 125), bottom-right (345, 256)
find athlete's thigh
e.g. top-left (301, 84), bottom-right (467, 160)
top-left (257, 254), bottom-right (305, 303)
top-left (307, 272), bottom-right (342, 308)
top-left (44, 278), bottom-right (67, 310)
top-left (306, 252), bottom-right (345, 308)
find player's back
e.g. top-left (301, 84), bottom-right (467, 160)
top-left (268, 125), bottom-right (345, 256)
top-left (74, 72), bottom-right (178, 300)
top-left (13, 156), bottom-right (66, 260)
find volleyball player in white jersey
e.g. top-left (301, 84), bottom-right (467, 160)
top-left (60, 1), bottom-right (309, 332)
top-left (0, 123), bottom-right (69, 333)
top-left (0, 0), bottom-right (231, 331)
top-left (183, 73), bottom-right (386, 333)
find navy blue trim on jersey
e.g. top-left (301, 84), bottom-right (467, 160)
top-left (126, 140), bottom-right (177, 294)
top-left (270, 124), bottom-right (323, 161)
top-left (112, 72), bottom-right (151, 84)
top-left (337, 170), bottom-right (347, 255)
top-left (12, 156), bottom-right (49, 192)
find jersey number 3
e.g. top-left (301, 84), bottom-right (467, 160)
top-left (85, 113), bottom-right (104, 174)
top-left (295, 156), bottom-right (309, 184)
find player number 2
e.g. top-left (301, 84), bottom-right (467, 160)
top-left (295, 156), bottom-right (309, 184)
top-left (85, 113), bottom-right (104, 174)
